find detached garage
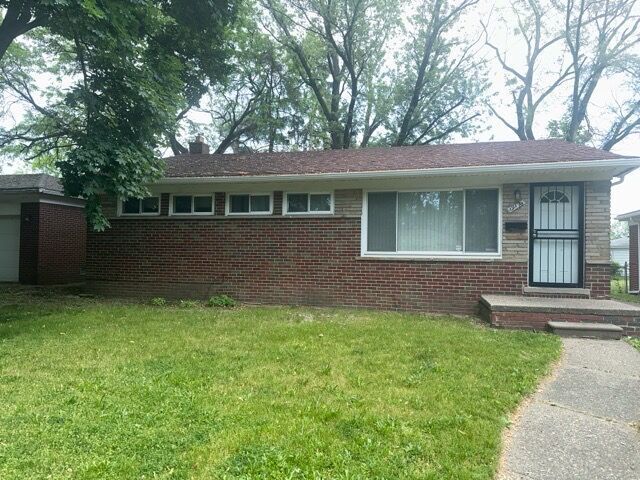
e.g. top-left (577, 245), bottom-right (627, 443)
top-left (0, 174), bottom-right (86, 285)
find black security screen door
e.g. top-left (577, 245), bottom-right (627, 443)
top-left (529, 183), bottom-right (584, 287)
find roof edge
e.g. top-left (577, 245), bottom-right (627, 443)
top-left (157, 157), bottom-right (640, 184)
top-left (617, 209), bottom-right (640, 221)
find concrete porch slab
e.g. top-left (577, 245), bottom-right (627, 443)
top-left (481, 294), bottom-right (640, 316)
top-left (479, 295), bottom-right (640, 335)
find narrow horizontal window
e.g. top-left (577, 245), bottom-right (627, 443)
top-left (120, 196), bottom-right (160, 215)
top-left (365, 188), bottom-right (500, 256)
top-left (228, 194), bottom-right (272, 214)
top-left (171, 195), bottom-right (213, 215)
top-left (173, 195), bottom-right (192, 214)
top-left (285, 193), bottom-right (332, 214)
top-left (250, 195), bottom-right (270, 212)
top-left (122, 198), bottom-right (141, 215)
top-left (193, 196), bottom-right (213, 213)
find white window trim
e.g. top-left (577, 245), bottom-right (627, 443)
top-left (225, 192), bottom-right (273, 216)
top-left (360, 186), bottom-right (503, 260)
top-left (168, 194), bottom-right (214, 216)
top-left (283, 192), bottom-right (334, 215)
top-left (118, 196), bottom-right (161, 217)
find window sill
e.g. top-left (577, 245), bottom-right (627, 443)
top-left (283, 212), bottom-right (334, 216)
top-left (357, 254), bottom-right (503, 262)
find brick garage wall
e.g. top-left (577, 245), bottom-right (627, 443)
top-left (19, 203), bottom-right (40, 284)
top-left (36, 203), bottom-right (86, 284)
top-left (630, 224), bottom-right (639, 292)
top-left (19, 202), bottom-right (86, 285)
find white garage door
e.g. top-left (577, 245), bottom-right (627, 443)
top-left (0, 216), bottom-right (20, 282)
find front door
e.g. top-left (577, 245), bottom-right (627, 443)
top-left (529, 183), bottom-right (583, 287)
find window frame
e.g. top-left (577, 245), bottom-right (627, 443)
top-left (361, 186), bottom-right (502, 259)
top-left (283, 192), bottom-right (334, 215)
top-left (168, 194), bottom-right (215, 216)
top-left (118, 196), bottom-right (161, 217)
top-left (225, 192), bottom-right (274, 216)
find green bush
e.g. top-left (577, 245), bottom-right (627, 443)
top-left (150, 297), bottom-right (167, 307)
top-left (208, 295), bottom-right (237, 308)
top-left (611, 261), bottom-right (623, 278)
top-left (178, 299), bottom-right (200, 308)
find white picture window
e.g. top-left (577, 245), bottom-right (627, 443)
top-left (365, 188), bottom-right (500, 256)
top-left (120, 196), bottom-right (160, 215)
top-left (171, 195), bottom-right (213, 215)
top-left (227, 193), bottom-right (272, 215)
top-left (285, 193), bottom-right (333, 214)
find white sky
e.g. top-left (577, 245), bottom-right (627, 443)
top-left (1, 0), bottom-right (639, 217)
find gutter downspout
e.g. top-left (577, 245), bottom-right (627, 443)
top-left (611, 166), bottom-right (637, 186)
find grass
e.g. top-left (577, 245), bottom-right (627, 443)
top-left (611, 278), bottom-right (640, 304)
top-left (627, 337), bottom-right (640, 351)
top-left (0, 289), bottom-right (560, 479)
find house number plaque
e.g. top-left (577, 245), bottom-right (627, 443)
top-left (507, 200), bottom-right (526, 213)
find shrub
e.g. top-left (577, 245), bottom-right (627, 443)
top-left (611, 261), bottom-right (622, 279)
top-left (208, 294), bottom-right (237, 308)
top-left (178, 299), bottom-right (200, 308)
top-left (150, 297), bottom-right (167, 307)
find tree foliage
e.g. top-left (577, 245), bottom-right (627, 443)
top-left (485, 0), bottom-right (640, 149)
top-left (0, 0), bottom-right (236, 229)
top-left (168, 0), bottom-right (486, 152)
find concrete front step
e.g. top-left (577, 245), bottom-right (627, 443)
top-left (479, 294), bottom-right (640, 336)
top-left (547, 321), bottom-right (624, 340)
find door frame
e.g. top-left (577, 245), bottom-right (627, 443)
top-left (528, 182), bottom-right (584, 288)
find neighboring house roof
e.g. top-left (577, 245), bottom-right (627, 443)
top-left (617, 209), bottom-right (640, 221)
top-left (611, 237), bottom-right (629, 249)
top-left (0, 174), bottom-right (64, 195)
top-left (162, 139), bottom-right (633, 179)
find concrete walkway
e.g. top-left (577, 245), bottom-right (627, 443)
top-left (500, 338), bottom-right (640, 480)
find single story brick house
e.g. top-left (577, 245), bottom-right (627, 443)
top-left (0, 174), bottom-right (86, 284)
top-left (85, 138), bottom-right (640, 319)
top-left (617, 209), bottom-right (640, 294)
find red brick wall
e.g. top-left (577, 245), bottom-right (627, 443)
top-left (87, 217), bottom-right (531, 314)
top-left (19, 202), bottom-right (86, 285)
top-left (37, 203), bottom-right (86, 285)
top-left (19, 203), bottom-right (40, 284)
top-left (630, 224), bottom-right (639, 292)
top-left (584, 263), bottom-right (611, 299)
top-left (86, 181), bottom-right (613, 312)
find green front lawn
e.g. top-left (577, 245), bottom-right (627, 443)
top-left (0, 291), bottom-right (560, 479)
top-left (611, 278), bottom-right (640, 304)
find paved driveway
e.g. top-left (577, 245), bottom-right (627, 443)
top-left (500, 338), bottom-right (640, 480)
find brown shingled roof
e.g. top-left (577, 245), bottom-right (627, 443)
top-left (0, 173), bottom-right (64, 194)
top-left (162, 139), bottom-right (628, 178)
